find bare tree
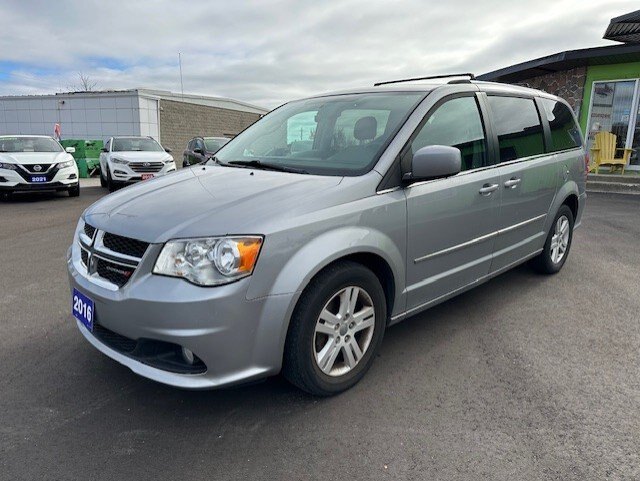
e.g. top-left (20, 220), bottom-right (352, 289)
top-left (68, 72), bottom-right (98, 92)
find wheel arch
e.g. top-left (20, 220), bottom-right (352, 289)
top-left (546, 180), bottom-right (580, 232)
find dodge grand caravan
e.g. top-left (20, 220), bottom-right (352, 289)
top-left (68, 75), bottom-right (586, 396)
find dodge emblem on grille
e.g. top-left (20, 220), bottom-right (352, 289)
top-left (105, 265), bottom-right (133, 278)
top-left (33, 165), bottom-right (42, 172)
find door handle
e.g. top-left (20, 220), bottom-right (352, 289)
top-left (479, 183), bottom-right (499, 195)
top-left (504, 177), bottom-right (521, 188)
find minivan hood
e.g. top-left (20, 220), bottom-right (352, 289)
top-left (84, 166), bottom-right (344, 243)
top-left (0, 151), bottom-right (70, 165)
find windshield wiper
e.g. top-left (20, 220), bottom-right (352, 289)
top-left (225, 159), bottom-right (308, 174)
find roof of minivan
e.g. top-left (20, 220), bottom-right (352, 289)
top-left (305, 80), bottom-right (556, 100)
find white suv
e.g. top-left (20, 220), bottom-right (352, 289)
top-left (99, 136), bottom-right (176, 192)
top-left (0, 135), bottom-right (80, 198)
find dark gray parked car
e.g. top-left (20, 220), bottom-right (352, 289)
top-left (183, 136), bottom-right (231, 167)
top-left (68, 75), bottom-right (586, 395)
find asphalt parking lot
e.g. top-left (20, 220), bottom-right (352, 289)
top-left (1, 188), bottom-right (638, 480)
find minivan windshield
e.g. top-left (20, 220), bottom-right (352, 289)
top-left (0, 136), bottom-right (62, 153)
top-left (113, 138), bottom-right (164, 152)
top-left (214, 92), bottom-right (426, 176)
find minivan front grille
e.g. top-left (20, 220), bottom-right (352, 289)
top-left (95, 256), bottom-right (137, 287)
top-left (77, 221), bottom-right (149, 289)
top-left (83, 223), bottom-right (96, 240)
top-left (129, 162), bottom-right (164, 173)
top-left (103, 232), bottom-right (149, 258)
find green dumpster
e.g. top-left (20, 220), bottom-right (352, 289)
top-left (75, 158), bottom-right (89, 178)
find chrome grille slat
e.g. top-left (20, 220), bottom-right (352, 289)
top-left (129, 162), bottom-right (164, 173)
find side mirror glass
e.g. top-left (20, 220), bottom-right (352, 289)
top-left (193, 148), bottom-right (204, 155)
top-left (65, 147), bottom-right (76, 154)
top-left (101, 147), bottom-right (109, 153)
top-left (405, 145), bottom-right (461, 182)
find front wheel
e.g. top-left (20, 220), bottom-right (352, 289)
top-left (283, 261), bottom-right (387, 396)
top-left (106, 168), bottom-right (117, 193)
top-left (530, 205), bottom-right (574, 274)
top-left (68, 184), bottom-right (80, 197)
top-left (100, 165), bottom-right (107, 187)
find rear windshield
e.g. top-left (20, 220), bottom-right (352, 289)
top-left (112, 138), bottom-right (164, 152)
top-left (0, 137), bottom-right (62, 153)
top-left (204, 138), bottom-right (230, 151)
top-left (215, 92), bottom-right (426, 176)
top-left (540, 98), bottom-right (583, 152)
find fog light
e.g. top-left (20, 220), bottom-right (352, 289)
top-left (181, 347), bottom-right (195, 364)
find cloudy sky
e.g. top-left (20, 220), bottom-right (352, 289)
top-left (0, 0), bottom-right (637, 108)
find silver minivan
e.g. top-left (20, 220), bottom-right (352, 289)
top-left (68, 75), bottom-right (586, 396)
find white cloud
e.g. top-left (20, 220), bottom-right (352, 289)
top-left (0, 0), bottom-right (637, 108)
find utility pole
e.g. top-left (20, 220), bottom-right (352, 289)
top-left (178, 53), bottom-right (184, 99)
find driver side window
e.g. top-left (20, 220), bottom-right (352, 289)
top-left (405, 96), bottom-right (488, 172)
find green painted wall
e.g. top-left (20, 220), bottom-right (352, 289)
top-left (579, 62), bottom-right (640, 133)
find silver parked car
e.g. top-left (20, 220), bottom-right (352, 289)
top-left (68, 75), bottom-right (586, 396)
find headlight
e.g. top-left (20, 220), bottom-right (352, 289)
top-left (57, 160), bottom-right (75, 169)
top-left (111, 157), bottom-right (129, 164)
top-left (164, 159), bottom-right (175, 164)
top-left (0, 162), bottom-right (17, 170)
top-left (153, 236), bottom-right (263, 286)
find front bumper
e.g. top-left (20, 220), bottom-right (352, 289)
top-left (110, 162), bottom-right (176, 183)
top-left (0, 165), bottom-right (78, 191)
top-left (66, 242), bottom-right (294, 389)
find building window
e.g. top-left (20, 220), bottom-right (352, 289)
top-left (587, 79), bottom-right (640, 169)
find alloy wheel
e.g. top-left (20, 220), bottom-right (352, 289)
top-left (313, 286), bottom-right (375, 377)
top-left (550, 215), bottom-right (570, 264)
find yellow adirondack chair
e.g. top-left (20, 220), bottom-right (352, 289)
top-left (589, 131), bottom-right (632, 174)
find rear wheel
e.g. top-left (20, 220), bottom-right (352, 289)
top-left (530, 205), bottom-right (574, 274)
top-left (283, 261), bottom-right (386, 396)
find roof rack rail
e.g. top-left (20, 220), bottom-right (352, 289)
top-left (374, 73), bottom-right (475, 87)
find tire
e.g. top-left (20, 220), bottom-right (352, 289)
top-left (530, 205), bottom-right (574, 274)
top-left (100, 166), bottom-right (107, 188)
top-left (283, 261), bottom-right (387, 396)
top-left (68, 184), bottom-right (80, 197)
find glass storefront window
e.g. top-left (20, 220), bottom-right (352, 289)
top-left (630, 99), bottom-right (640, 166)
top-left (587, 79), bottom-right (640, 170)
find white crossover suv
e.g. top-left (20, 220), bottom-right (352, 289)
top-left (99, 136), bottom-right (176, 192)
top-left (0, 135), bottom-right (80, 198)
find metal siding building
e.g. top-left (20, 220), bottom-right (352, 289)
top-left (0, 89), bottom-right (268, 156)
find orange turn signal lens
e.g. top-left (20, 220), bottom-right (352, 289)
top-left (237, 238), bottom-right (263, 273)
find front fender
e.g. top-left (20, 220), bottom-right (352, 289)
top-left (248, 226), bottom-right (405, 313)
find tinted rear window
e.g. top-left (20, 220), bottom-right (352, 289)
top-left (488, 96), bottom-right (545, 162)
top-left (540, 98), bottom-right (582, 151)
